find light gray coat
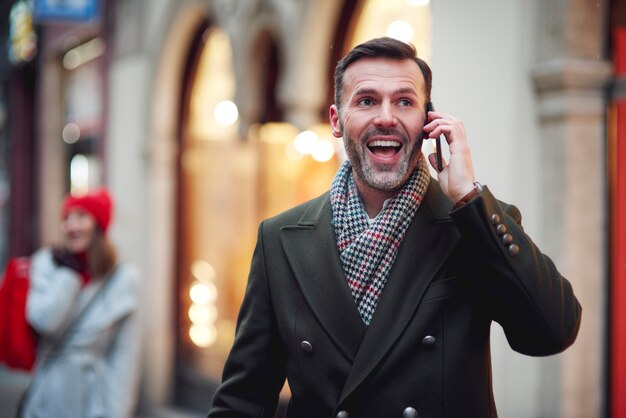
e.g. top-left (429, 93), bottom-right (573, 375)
top-left (22, 248), bottom-right (141, 418)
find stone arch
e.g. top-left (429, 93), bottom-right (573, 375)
top-left (278, 0), bottom-right (346, 128)
top-left (251, 28), bottom-right (283, 121)
top-left (143, 2), bottom-right (210, 409)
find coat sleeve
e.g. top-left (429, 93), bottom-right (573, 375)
top-left (208, 222), bottom-right (287, 418)
top-left (450, 186), bottom-right (582, 356)
top-left (104, 265), bottom-right (142, 418)
top-left (26, 248), bottom-right (83, 335)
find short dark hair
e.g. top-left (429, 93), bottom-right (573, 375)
top-left (333, 37), bottom-right (432, 110)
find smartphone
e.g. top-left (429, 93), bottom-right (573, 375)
top-left (425, 101), bottom-right (443, 172)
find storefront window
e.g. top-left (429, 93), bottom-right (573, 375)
top-left (187, 29), bottom-right (238, 142)
top-left (179, 27), bottom-right (248, 379)
top-left (178, 0), bottom-right (433, 406)
top-left (349, 0), bottom-right (431, 60)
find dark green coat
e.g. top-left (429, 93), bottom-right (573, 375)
top-left (208, 180), bottom-right (581, 418)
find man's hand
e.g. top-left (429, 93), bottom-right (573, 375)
top-left (423, 111), bottom-right (476, 203)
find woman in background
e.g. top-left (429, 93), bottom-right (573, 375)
top-left (20, 189), bottom-right (141, 418)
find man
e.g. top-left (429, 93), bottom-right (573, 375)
top-left (208, 37), bottom-right (581, 418)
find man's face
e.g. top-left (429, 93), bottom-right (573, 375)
top-left (330, 57), bottom-right (427, 193)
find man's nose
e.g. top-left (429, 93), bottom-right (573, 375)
top-left (374, 102), bottom-right (397, 128)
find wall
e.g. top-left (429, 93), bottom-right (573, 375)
top-left (431, 1), bottom-right (545, 416)
top-left (429, 1), bottom-right (610, 417)
top-left (532, 0), bottom-right (610, 417)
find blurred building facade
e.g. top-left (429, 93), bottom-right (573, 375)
top-left (0, 0), bottom-right (622, 417)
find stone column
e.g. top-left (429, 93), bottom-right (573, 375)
top-left (532, 0), bottom-right (611, 417)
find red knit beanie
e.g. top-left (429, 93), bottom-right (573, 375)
top-left (61, 188), bottom-right (114, 233)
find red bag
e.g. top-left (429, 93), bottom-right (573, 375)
top-left (0, 257), bottom-right (37, 371)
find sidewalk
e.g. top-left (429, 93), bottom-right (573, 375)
top-left (0, 366), bottom-right (31, 418)
top-left (0, 366), bottom-right (204, 418)
top-left (135, 407), bottom-right (205, 418)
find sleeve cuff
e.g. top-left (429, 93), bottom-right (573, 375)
top-left (452, 182), bottom-right (483, 209)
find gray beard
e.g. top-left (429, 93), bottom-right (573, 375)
top-left (344, 134), bottom-right (424, 192)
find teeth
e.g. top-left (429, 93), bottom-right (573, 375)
top-left (369, 140), bottom-right (400, 148)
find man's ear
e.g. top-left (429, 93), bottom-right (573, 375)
top-left (329, 104), bottom-right (343, 138)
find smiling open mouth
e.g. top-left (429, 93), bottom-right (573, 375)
top-left (367, 140), bottom-right (403, 157)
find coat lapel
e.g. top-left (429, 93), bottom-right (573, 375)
top-left (280, 194), bottom-right (367, 363)
top-left (338, 179), bottom-right (460, 403)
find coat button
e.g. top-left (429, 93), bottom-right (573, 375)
top-left (496, 224), bottom-right (507, 235)
top-left (300, 340), bottom-right (313, 353)
top-left (422, 335), bottom-right (436, 346)
top-left (403, 406), bottom-right (418, 418)
top-left (491, 213), bottom-right (500, 225)
top-left (507, 244), bottom-right (520, 257)
top-left (336, 411), bottom-right (350, 418)
top-left (501, 233), bottom-right (513, 245)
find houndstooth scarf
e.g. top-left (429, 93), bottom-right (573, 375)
top-left (330, 157), bottom-right (430, 325)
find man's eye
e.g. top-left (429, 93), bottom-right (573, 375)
top-left (399, 99), bottom-right (412, 107)
top-left (359, 98), bottom-right (373, 106)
